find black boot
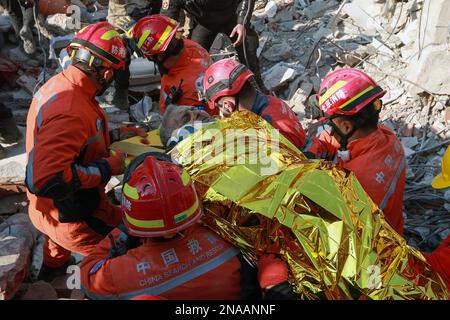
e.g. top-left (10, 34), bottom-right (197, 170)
top-left (110, 66), bottom-right (131, 111)
top-left (37, 256), bottom-right (77, 283)
top-left (0, 104), bottom-right (22, 144)
top-left (0, 145), bottom-right (7, 160)
top-left (20, 7), bottom-right (36, 55)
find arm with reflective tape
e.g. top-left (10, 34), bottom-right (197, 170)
top-left (237, 0), bottom-right (255, 25)
top-left (26, 114), bottom-right (112, 199)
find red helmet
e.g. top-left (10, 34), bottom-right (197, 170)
top-left (317, 68), bottom-right (386, 117)
top-left (132, 14), bottom-right (179, 57)
top-left (202, 58), bottom-right (254, 110)
top-left (67, 22), bottom-right (126, 70)
top-left (121, 153), bottom-right (202, 238)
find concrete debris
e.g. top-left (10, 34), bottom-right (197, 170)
top-left (45, 14), bottom-right (79, 34)
top-left (370, 38), bottom-right (395, 58)
top-left (262, 62), bottom-right (297, 91)
top-left (16, 74), bottom-right (38, 96)
top-left (342, 2), bottom-right (381, 34)
top-left (0, 214), bottom-right (38, 300)
top-left (263, 42), bottom-right (293, 62)
top-left (264, 0), bottom-right (279, 19)
top-left (0, 162), bottom-right (25, 184)
top-left (302, 0), bottom-right (338, 20)
top-left (417, 0), bottom-right (450, 50)
top-left (290, 81), bottom-right (314, 116)
top-left (405, 45), bottom-right (450, 96)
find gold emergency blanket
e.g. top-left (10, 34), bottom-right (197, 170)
top-left (170, 111), bottom-right (448, 300)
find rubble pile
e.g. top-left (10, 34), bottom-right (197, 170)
top-left (0, 0), bottom-right (448, 300)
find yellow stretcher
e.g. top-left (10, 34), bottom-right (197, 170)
top-left (110, 129), bottom-right (166, 166)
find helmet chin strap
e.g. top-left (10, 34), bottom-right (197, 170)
top-left (327, 117), bottom-right (358, 162)
top-left (234, 92), bottom-right (240, 112)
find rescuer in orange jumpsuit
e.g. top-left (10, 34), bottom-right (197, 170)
top-left (80, 153), bottom-right (260, 299)
top-left (199, 58), bottom-right (306, 150)
top-left (130, 14), bottom-right (215, 115)
top-left (303, 68), bottom-right (405, 235)
top-left (25, 22), bottom-right (145, 280)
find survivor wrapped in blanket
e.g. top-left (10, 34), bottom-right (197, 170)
top-left (170, 111), bottom-right (448, 300)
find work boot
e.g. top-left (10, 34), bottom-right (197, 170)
top-left (37, 256), bottom-right (77, 283)
top-left (19, 26), bottom-right (36, 55)
top-left (110, 87), bottom-right (130, 111)
top-left (110, 65), bottom-right (131, 111)
top-left (0, 145), bottom-right (7, 160)
top-left (20, 7), bottom-right (36, 55)
top-left (0, 107), bottom-right (23, 145)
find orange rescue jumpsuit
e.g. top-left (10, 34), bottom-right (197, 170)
top-left (81, 225), bottom-right (254, 299)
top-left (250, 92), bottom-right (306, 150)
top-left (25, 65), bottom-right (122, 268)
top-left (304, 125), bottom-right (406, 235)
top-left (159, 38), bottom-right (217, 115)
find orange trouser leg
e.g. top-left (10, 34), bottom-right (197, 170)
top-left (43, 236), bottom-right (72, 268)
top-left (29, 209), bottom-right (109, 266)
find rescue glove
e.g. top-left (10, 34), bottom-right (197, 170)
top-left (105, 150), bottom-right (126, 176)
top-left (258, 254), bottom-right (289, 289)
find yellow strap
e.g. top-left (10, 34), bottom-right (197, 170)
top-left (137, 29), bottom-right (151, 49)
top-left (78, 26), bottom-right (88, 34)
top-left (124, 212), bottom-right (165, 228)
top-left (318, 80), bottom-right (347, 105)
top-left (339, 86), bottom-right (374, 110)
top-left (123, 183), bottom-right (139, 200)
top-left (174, 195), bottom-right (199, 222)
top-left (181, 170), bottom-right (191, 186)
top-left (152, 25), bottom-right (173, 51)
top-left (101, 30), bottom-right (121, 41)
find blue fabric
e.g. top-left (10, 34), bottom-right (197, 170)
top-left (250, 91), bottom-right (270, 116)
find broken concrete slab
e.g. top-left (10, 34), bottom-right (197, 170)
top-left (262, 62), bottom-right (297, 91)
top-left (419, 0), bottom-right (450, 48)
top-left (264, 1), bottom-right (278, 19)
top-left (370, 38), bottom-right (396, 58)
top-left (401, 136), bottom-right (419, 149)
top-left (405, 45), bottom-right (450, 96)
top-left (0, 161), bottom-right (25, 184)
top-left (257, 33), bottom-right (270, 58)
top-left (342, 2), bottom-right (381, 35)
top-left (263, 42), bottom-right (293, 62)
top-left (16, 74), bottom-right (38, 96)
top-left (290, 81), bottom-right (314, 116)
top-left (303, 0), bottom-right (338, 20)
top-left (0, 214), bottom-right (39, 300)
